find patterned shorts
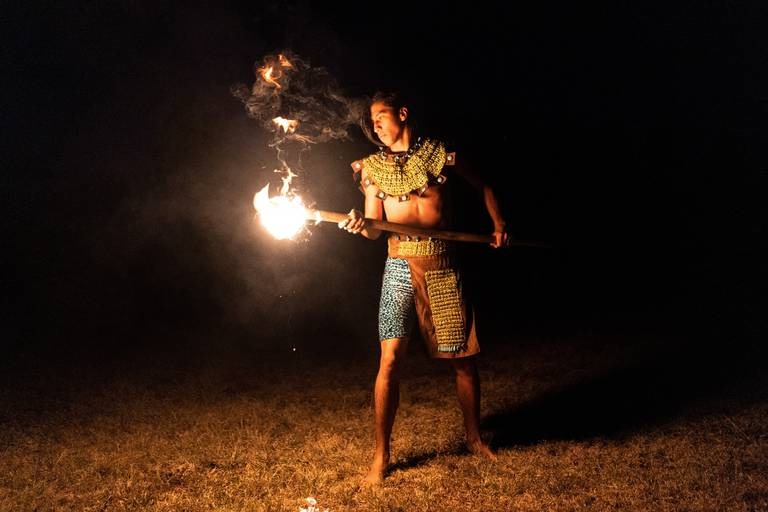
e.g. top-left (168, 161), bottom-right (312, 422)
top-left (378, 257), bottom-right (416, 341)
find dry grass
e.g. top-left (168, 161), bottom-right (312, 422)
top-left (1, 332), bottom-right (766, 511)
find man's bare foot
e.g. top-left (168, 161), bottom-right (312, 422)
top-left (362, 457), bottom-right (388, 486)
top-left (467, 438), bottom-right (497, 460)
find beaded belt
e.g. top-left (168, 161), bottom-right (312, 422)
top-left (388, 236), bottom-right (450, 257)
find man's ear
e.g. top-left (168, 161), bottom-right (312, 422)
top-left (399, 107), bottom-right (408, 121)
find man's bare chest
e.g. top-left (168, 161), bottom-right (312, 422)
top-left (383, 188), bottom-right (446, 227)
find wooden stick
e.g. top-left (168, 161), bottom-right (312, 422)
top-left (308, 209), bottom-right (550, 247)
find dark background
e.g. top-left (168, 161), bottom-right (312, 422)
top-left (2, 1), bottom-right (766, 364)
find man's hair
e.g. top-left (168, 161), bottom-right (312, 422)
top-left (360, 90), bottom-right (420, 147)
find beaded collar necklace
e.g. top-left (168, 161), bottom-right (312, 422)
top-left (362, 138), bottom-right (447, 197)
top-left (377, 137), bottom-right (423, 169)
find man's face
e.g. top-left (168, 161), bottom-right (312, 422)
top-left (370, 101), bottom-right (406, 148)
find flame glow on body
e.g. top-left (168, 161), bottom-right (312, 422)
top-left (253, 185), bottom-right (308, 240)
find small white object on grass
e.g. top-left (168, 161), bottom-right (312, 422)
top-left (299, 496), bottom-right (328, 512)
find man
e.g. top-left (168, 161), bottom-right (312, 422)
top-left (339, 91), bottom-right (509, 485)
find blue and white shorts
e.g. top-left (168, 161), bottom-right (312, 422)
top-left (378, 257), bottom-right (416, 341)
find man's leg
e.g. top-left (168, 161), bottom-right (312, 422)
top-left (365, 336), bottom-right (409, 485)
top-left (449, 357), bottom-right (496, 459)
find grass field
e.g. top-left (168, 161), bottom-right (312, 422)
top-left (1, 330), bottom-right (766, 511)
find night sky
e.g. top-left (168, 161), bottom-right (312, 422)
top-left (3, 1), bottom-right (766, 359)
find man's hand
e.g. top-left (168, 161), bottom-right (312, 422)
top-left (490, 230), bottom-right (511, 249)
top-left (338, 209), bottom-right (366, 234)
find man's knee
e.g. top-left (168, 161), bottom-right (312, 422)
top-left (379, 338), bottom-right (407, 374)
top-left (450, 357), bottom-right (478, 377)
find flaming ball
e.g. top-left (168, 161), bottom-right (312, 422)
top-left (253, 185), bottom-right (308, 240)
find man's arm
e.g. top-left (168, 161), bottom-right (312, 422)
top-left (454, 162), bottom-right (510, 248)
top-left (339, 167), bottom-right (383, 240)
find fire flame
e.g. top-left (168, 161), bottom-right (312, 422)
top-left (252, 54), bottom-right (317, 239)
top-left (253, 185), bottom-right (308, 240)
top-left (258, 54), bottom-right (293, 89)
top-left (259, 65), bottom-right (281, 88)
top-left (273, 116), bottom-right (299, 133)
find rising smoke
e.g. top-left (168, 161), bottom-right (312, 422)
top-left (232, 51), bottom-right (363, 143)
top-left (231, 50), bottom-right (364, 194)
top-left (224, 51), bottom-right (375, 339)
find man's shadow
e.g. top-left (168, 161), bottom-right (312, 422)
top-left (389, 336), bottom-right (765, 472)
top-left (482, 338), bottom-right (766, 447)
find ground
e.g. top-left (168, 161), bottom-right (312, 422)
top-left (1, 329), bottom-right (766, 511)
